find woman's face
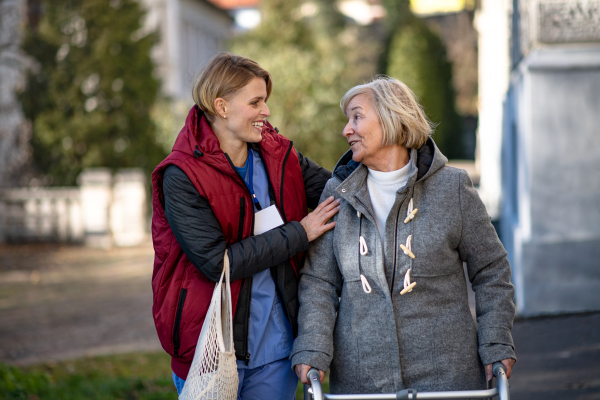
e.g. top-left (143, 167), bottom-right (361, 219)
top-left (221, 77), bottom-right (270, 143)
top-left (343, 94), bottom-right (385, 166)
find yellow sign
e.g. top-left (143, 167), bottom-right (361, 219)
top-left (410, 0), bottom-right (473, 15)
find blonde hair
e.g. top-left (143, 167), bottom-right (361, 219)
top-left (192, 53), bottom-right (273, 119)
top-left (340, 76), bottom-right (433, 149)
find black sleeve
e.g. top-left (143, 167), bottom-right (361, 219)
top-left (297, 150), bottom-right (332, 209)
top-left (163, 165), bottom-right (310, 282)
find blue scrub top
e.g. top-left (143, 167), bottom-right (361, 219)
top-left (235, 148), bottom-right (294, 369)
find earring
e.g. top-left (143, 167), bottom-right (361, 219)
top-left (222, 115), bottom-right (226, 119)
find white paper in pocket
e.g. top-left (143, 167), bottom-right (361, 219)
top-left (253, 204), bottom-right (285, 235)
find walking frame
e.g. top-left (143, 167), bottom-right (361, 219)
top-left (303, 362), bottom-right (510, 400)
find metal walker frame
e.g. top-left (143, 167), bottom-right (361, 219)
top-left (303, 362), bottom-right (510, 400)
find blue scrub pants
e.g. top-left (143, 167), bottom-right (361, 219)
top-left (173, 357), bottom-right (298, 400)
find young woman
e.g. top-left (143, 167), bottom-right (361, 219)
top-left (151, 53), bottom-right (339, 398)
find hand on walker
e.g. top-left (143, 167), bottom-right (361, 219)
top-left (295, 364), bottom-right (325, 385)
top-left (300, 196), bottom-right (341, 242)
top-left (485, 358), bottom-right (515, 381)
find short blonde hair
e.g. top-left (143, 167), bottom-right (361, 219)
top-left (192, 53), bottom-right (273, 118)
top-left (340, 76), bottom-right (433, 149)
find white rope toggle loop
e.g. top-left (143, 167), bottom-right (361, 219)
top-left (359, 236), bottom-right (369, 255)
top-left (400, 268), bottom-right (417, 295)
top-left (404, 198), bottom-right (418, 223)
top-left (400, 235), bottom-right (415, 259)
top-left (360, 274), bottom-right (372, 294)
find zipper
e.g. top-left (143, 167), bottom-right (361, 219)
top-left (173, 288), bottom-right (187, 358)
top-left (355, 195), bottom-right (406, 300)
top-left (238, 197), bottom-right (245, 241)
top-left (278, 142), bottom-right (294, 223)
top-left (390, 207), bottom-right (402, 301)
top-left (390, 194), bottom-right (409, 301)
top-left (244, 276), bottom-right (252, 365)
top-left (225, 153), bottom-right (255, 234)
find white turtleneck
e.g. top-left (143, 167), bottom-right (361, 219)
top-left (367, 161), bottom-right (412, 243)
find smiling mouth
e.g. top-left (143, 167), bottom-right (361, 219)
top-left (349, 140), bottom-right (359, 147)
top-left (252, 121), bottom-right (264, 130)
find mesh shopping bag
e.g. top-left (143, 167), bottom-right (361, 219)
top-left (179, 252), bottom-right (238, 400)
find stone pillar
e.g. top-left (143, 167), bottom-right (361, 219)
top-left (475, 0), bottom-right (511, 219)
top-left (0, 0), bottom-right (31, 187)
top-left (78, 169), bottom-right (112, 249)
top-left (110, 169), bottom-right (147, 247)
top-left (501, 0), bottom-right (600, 315)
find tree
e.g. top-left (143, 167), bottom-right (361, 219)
top-left (382, 0), bottom-right (465, 159)
top-left (230, 0), bottom-right (377, 170)
top-left (19, 0), bottom-right (166, 186)
top-left (387, 18), bottom-right (464, 159)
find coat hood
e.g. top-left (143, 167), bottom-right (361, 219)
top-left (332, 137), bottom-right (447, 184)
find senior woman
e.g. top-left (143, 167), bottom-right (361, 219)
top-left (150, 53), bottom-right (339, 399)
top-left (292, 77), bottom-right (516, 394)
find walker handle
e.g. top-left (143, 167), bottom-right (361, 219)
top-left (492, 362), bottom-right (510, 400)
top-left (306, 368), bottom-right (324, 400)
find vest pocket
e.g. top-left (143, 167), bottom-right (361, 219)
top-left (238, 197), bottom-right (246, 241)
top-left (173, 288), bottom-right (187, 358)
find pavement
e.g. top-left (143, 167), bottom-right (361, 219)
top-left (0, 241), bottom-right (599, 399)
top-left (0, 241), bottom-right (161, 365)
top-left (509, 312), bottom-right (600, 399)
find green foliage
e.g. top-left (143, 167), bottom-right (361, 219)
top-left (230, 0), bottom-right (377, 170)
top-left (377, 0), bottom-right (411, 73)
top-left (387, 18), bottom-right (465, 159)
top-left (0, 352), bottom-right (176, 400)
top-left (20, 0), bottom-right (167, 186)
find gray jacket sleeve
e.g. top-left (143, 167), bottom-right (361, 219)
top-left (163, 165), bottom-right (309, 282)
top-left (457, 170), bottom-right (517, 365)
top-left (290, 179), bottom-right (342, 371)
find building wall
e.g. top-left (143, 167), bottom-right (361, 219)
top-left (475, 0), bottom-right (511, 218)
top-left (179, 0), bottom-right (231, 100)
top-left (499, 0), bottom-right (600, 315)
top-left (0, 0), bottom-right (31, 187)
top-left (141, 0), bottom-right (231, 103)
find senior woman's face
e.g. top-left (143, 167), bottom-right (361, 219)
top-left (343, 94), bottom-right (385, 167)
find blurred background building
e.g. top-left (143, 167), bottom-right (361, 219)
top-left (1, 0), bottom-right (598, 316)
top-left (140, 0), bottom-right (232, 103)
top-left (0, 0), bottom-right (31, 188)
top-left (478, 0), bottom-right (600, 316)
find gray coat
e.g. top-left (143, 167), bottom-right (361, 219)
top-left (290, 139), bottom-right (516, 394)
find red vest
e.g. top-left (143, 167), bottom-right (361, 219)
top-left (151, 106), bottom-right (308, 378)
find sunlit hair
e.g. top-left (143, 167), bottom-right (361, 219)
top-left (192, 53), bottom-right (272, 119)
top-left (340, 76), bottom-right (434, 149)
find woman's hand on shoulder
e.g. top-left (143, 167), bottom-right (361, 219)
top-left (294, 363), bottom-right (325, 385)
top-left (300, 196), bottom-right (341, 242)
top-left (485, 358), bottom-right (515, 381)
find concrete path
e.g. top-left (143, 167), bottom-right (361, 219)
top-left (0, 241), bottom-right (161, 365)
top-left (509, 312), bottom-right (600, 399)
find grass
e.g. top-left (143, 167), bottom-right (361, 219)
top-left (0, 352), bottom-right (176, 400)
top-left (0, 352), bottom-right (329, 400)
